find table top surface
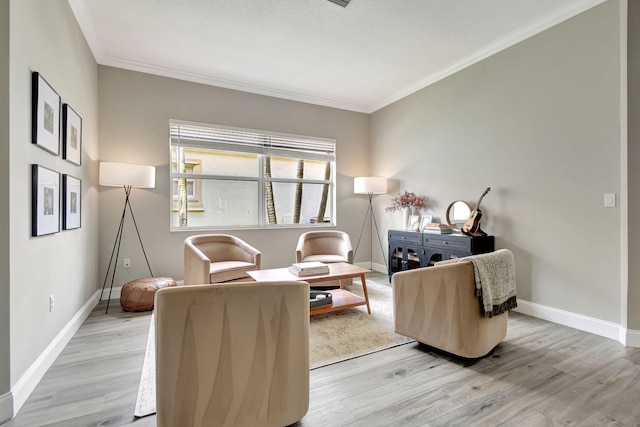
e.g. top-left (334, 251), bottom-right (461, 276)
top-left (248, 262), bottom-right (371, 282)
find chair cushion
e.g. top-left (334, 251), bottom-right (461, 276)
top-left (210, 261), bottom-right (257, 283)
top-left (301, 254), bottom-right (347, 263)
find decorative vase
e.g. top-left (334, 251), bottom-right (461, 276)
top-left (402, 207), bottom-right (411, 230)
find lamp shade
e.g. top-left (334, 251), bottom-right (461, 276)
top-left (354, 176), bottom-right (387, 195)
top-left (99, 162), bottom-right (156, 188)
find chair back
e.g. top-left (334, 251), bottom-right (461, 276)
top-left (297, 231), bottom-right (352, 261)
top-left (155, 281), bottom-right (310, 427)
top-left (392, 261), bottom-right (507, 358)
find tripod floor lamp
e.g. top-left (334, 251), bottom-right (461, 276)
top-left (99, 161), bottom-right (156, 313)
top-left (353, 176), bottom-right (388, 273)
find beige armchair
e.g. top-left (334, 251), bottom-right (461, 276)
top-left (295, 230), bottom-right (353, 264)
top-left (184, 234), bottom-right (261, 285)
top-left (392, 260), bottom-right (508, 358)
top-left (296, 230), bottom-right (353, 288)
top-left (154, 280), bottom-right (310, 427)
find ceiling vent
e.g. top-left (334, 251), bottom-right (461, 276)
top-left (328, 0), bottom-right (351, 7)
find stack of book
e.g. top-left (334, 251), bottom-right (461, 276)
top-left (288, 261), bottom-right (330, 276)
top-left (423, 223), bottom-right (453, 234)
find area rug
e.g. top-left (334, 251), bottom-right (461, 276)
top-left (134, 278), bottom-right (413, 417)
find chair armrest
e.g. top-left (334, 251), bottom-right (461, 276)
top-left (295, 236), bottom-right (305, 263)
top-left (235, 239), bottom-right (262, 269)
top-left (184, 241), bottom-right (211, 285)
top-left (339, 238), bottom-right (353, 264)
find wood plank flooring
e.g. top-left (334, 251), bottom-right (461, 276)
top-left (4, 274), bottom-right (640, 426)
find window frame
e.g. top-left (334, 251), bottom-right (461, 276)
top-left (170, 120), bottom-right (336, 231)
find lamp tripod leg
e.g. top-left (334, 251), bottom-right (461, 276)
top-left (353, 198), bottom-right (373, 262)
top-left (100, 188), bottom-right (129, 313)
top-left (126, 193), bottom-right (153, 277)
top-left (369, 207), bottom-right (388, 275)
top-left (100, 185), bottom-right (154, 314)
top-left (353, 193), bottom-right (388, 274)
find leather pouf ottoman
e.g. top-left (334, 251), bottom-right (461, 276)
top-left (120, 277), bottom-right (177, 312)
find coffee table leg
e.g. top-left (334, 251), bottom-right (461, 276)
top-left (360, 274), bottom-right (371, 314)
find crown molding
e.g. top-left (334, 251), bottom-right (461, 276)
top-left (69, 0), bottom-right (607, 114)
top-left (100, 55), bottom-right (371, 113)
top-left (367, 0), bottom-right (608, 113)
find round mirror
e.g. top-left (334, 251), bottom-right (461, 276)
top-left (445, 201), bottom-right (472, 230)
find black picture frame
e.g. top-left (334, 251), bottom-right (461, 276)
top-left (62, 174), bottom-right (81, 230)
top-left (62, 104), bottom-right (82, 165)
top-left (31, 72), bottom-right (61, 155)
top-left (32, 164), bottom-right (60, 236)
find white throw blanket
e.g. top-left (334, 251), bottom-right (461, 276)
top-left (461, 249), bottom-right (517, 318)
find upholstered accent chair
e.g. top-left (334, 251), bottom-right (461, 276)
top-left (184, 234), bottom-right (261, 285)
top-left (296, 230), bottom-right (353, 288)
top-left (392, 260), bottom-right (508, 358)
top-left (295, 230), bottom-right (353, 264)
top-left (154, 281), bottom-right (310, 427)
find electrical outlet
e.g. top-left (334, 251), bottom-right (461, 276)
top-left (124, 258), bottom-right (131, 268)
top-left (49, 295), bottom-right (54, 313)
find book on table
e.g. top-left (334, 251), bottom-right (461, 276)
top-left (289, 261), bottom-right (330, 276)
top-left (423, 223), bottom-right (453, 234)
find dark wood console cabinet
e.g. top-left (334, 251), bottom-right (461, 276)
top-left (388, 229), bottom-right (494, 279)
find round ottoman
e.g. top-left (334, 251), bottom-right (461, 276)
top-left (120, 277), bottom-right (177, 312)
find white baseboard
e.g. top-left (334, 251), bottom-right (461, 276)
top-left (514, 299), bottom-right (639, 348)
top-left (0, 391), bottom-right (13, 423)
top-left (623, 328), bottom-right (640, 347)
top-left (12, 289), bottom-right (101, 415)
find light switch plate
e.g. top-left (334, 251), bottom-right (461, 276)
top-left (604, 193), bottom-right (616, 208)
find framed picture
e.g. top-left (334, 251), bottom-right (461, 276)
top-left (419, 215), bottom-right (433, 230)
top-left (62, 104), bottom-right (82, 165)
top-left (62, 174), bottom-right (81, 230)
top-left (31, 72), bottom-right (61, 155)
top-left (407, 214), bottom-right (420, 231)
top-left (32, 164), bottom-right (60, 236)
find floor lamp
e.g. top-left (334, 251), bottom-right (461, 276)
top-left (353, 176), bottom-right (388, 273)
top-left (99, 161), bottom-right (156, 313)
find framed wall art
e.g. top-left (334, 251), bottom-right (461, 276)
top-left (31, 72), bottom-right (61, 155)
top-left (32, 164), bottom-right (60, 236)
top-left (62, 104), bottom-right (82, 165)
top-left (62, 174), bottom-right (81, 230)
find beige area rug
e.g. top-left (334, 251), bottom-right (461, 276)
top-left (134, 279), bottom-right (414, 417)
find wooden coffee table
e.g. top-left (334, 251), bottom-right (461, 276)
top-left (247, 262), bottom-right (371, 315)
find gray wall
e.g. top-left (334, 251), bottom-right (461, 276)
top-left (371, 0), bottom-right (623, 323)
top-left (9, 0), bottom-right (99, 393)
top-left (0, 0), bottom-right (10, 416)
top-left (98, 67), bottom-right (370, 284)
top-left (628, 0), bottom-right (640, 329)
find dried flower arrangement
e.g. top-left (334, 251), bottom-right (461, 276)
top-left (386, 191), bottom-right (427, 212)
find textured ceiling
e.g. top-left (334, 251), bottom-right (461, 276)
top-left (68, 0), bottom-right (605, 113)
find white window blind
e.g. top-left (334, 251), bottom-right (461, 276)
top-left (170, 120), bottom-right (335, 162)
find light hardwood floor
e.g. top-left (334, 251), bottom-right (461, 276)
top-left (4, 274), bottom-right (640, 426)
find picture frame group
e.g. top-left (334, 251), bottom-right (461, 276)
top-left (32, 71), bottom-right (83, 165)
top-left (32, 165), bottom-right (82, 236)
top-left (31, 70), bottom-right (84, 237)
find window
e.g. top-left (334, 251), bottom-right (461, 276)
top-left (171, 159), bottom-right (203, 211)
top-left (170, 120), bottom-right (336, 230)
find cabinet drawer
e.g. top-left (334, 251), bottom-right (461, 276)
top-left (422, 234), bottom-right (471, 251)
top-left (388, 230), bottom-right (422, 245)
